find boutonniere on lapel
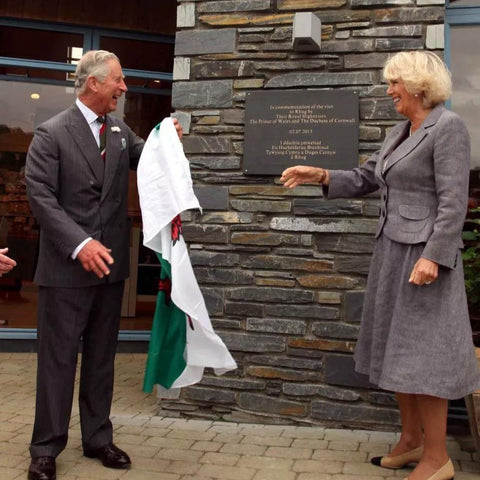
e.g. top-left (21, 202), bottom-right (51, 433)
top-left (121, 138), bottom-right (126, 150)
top-left (111, 126), bottom-right (121, 133)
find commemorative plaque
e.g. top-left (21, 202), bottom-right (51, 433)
top-left (243, 90), bottom-right (358, 175)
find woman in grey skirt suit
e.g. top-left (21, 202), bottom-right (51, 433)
top-left (281, 51), bottom-right (480, 480)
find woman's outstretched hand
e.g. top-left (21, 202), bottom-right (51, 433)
top-left (280, 165), bottom-right (329, 188)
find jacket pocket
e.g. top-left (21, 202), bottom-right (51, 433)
top-left (391, 204), bottom-right (431, 234)
top-left (398, 204), bottom-right (430, 220)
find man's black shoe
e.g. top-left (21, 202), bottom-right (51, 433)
top-left (84, 443), bottom-right (131, 469)
top-left (28, 456), bottom-right (56, 480)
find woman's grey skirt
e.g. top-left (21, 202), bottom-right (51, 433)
top-left (354, 234), bottom-right (480, 399)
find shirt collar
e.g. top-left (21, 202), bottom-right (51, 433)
top-left (76, 98), bottom-right (101, 126)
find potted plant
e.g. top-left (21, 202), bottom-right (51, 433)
top-left (462, 206), bottom-right (480, 456)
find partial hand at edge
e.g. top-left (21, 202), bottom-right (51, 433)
top-left (172, 117), bottom-right (183, 140)
top-left (280, 165), bottom-right (329, 188)
top-left (0, 247), bottom-right (17, 275)
top-left (77, 239), bottom-right (114, 279)
top-left (408, 257), bottom-right (438, 286)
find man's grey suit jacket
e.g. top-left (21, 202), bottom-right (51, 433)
top-left (26, 104), bottom-right (144, 287)
top-left (326, 104), bottom-right (471, 270)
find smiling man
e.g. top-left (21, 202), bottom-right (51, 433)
top-left (25, 50), bottom-right (181, 480)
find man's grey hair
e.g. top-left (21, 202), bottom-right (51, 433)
top-left (74, 50), bottom-right (119, 95)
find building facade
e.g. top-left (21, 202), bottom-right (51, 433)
top-left (1, 0), bottom-right (479, 429)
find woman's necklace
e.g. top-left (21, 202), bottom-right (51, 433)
top-left (409, 125), bottom-right (413, 136)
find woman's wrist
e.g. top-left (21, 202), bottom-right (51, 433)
top-left (317, 168), bottom-right (329, 185)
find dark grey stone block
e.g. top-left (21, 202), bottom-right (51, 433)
top-left (312, 399), bottom-right (400, 426)
top-left (293, 199), bottom-right (363, 216)
top-left (248, 354), bottom-right (324, 371)
top-left (246, 317), bottom-right (307, 335)
top-left (221, 332), bottom-right (286, 353)
top-left (283, 383), bottom-right (360, 402)
top-left (225, 302), bottom-right (265, 317)
top-left (201, 287), bottom-right (224, 316)
top-left (182, 224), bottom-right (229, 243)
top-left (227, 287), bottom-right (314, 304)
top-left (193, 60), bottom-right (256, 78)
top-left (324, 353), bottom-right (373, 388)
top-left (173, 80), bottom-right (233, 109)
top-left (316, 234), bottom-right (375, 254)
top-left (312, 321), bottom-right (360, 340)
top-left (175, 29), bottom-right (236, 55)
top-left (238, 392), bottom-right (307, 417)
top-left (184, 386), bottom-right (236, 404)
top-left (199, 0), bottom-right (271, 13)
top-left (344, 290), bottom-right (365, 323)
top-left (194, 186), bottom-right (229, 210)
top-left (266, 72), bottom-right (374, 88)
top-left (375, 37), bottom-right (424, 52)
top-left (183, 135), bottom-right (231, 154)
top-left (334, 255), bottom-right (371, 275)
top-left (201, 375), bottom-right (265, 390)
top-left (195, 267), bottom-right (254, 285)
top-left (190, 251), bottom-right (240, 267)
top-left (265, 304), bottom-right (339, 320)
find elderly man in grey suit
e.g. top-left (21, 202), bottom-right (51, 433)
top-left (25, 50), bottom-right (182, 480)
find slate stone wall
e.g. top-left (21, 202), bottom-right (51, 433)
top-left (165, 0), bottom-right (445, 428)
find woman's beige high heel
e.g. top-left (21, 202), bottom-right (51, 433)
top-left (404, 459), bottom-right (454, 480)
top-left (371, 445), bottom-right (424, 469)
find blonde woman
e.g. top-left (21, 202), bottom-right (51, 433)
top-left (281, 51), bottom-right (480, 480)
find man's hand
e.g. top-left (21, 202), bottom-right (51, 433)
top-left (172, 117), bottom-right (183, 140)
top-left (77, 239), bottom-right (114, 279)
top-left (0, 248), bottom-right (16, 276)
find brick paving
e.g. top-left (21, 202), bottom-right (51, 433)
top-left (1, 352), bottom-right (479, 480)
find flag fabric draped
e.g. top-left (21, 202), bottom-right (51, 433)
top-left (137, 118), bottom-right (237, 395)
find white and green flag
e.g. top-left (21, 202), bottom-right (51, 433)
top-left (137, 118), bottom-right (237, 396)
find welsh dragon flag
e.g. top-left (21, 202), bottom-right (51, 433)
top-left (137, 118), bottom-right (237, 396)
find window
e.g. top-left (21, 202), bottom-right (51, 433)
top-left (446, 2), bottom-right (480, 171)
top-left (0, 24), bottom-right (85, 63)
top-left (0, 19), bottom-right (174, 334)
top-left (449, 0), bottom-right (480, 6)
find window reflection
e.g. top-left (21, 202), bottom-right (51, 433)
top-left (450, 0), bottom-right (480, 6)
top-left (99, 36), bottom-right (174, 73)
top-left (0, 26), bottom-right (83, 63)
top-left (0, 80), bottom-right (76, 327)
top-left (450, 24), bottom-right (480, 169)
top-left (0, 76), bottom-right (172, 328)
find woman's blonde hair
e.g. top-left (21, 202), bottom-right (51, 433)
top-left (383, 51), bottom-right (452, 108)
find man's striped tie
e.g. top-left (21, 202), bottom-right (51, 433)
top-left (97, 116), bottom-right (106, 159)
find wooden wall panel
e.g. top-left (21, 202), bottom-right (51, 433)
top-left (0, 0), bottom-right (176, 35)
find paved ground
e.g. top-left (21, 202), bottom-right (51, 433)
top-left (1, 352), bottom-right (479, 480)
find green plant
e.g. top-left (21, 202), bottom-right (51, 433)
top-left (463, 207), bottom-right (480, 310)
top-left (462, 207), bottom-right (480, 346)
